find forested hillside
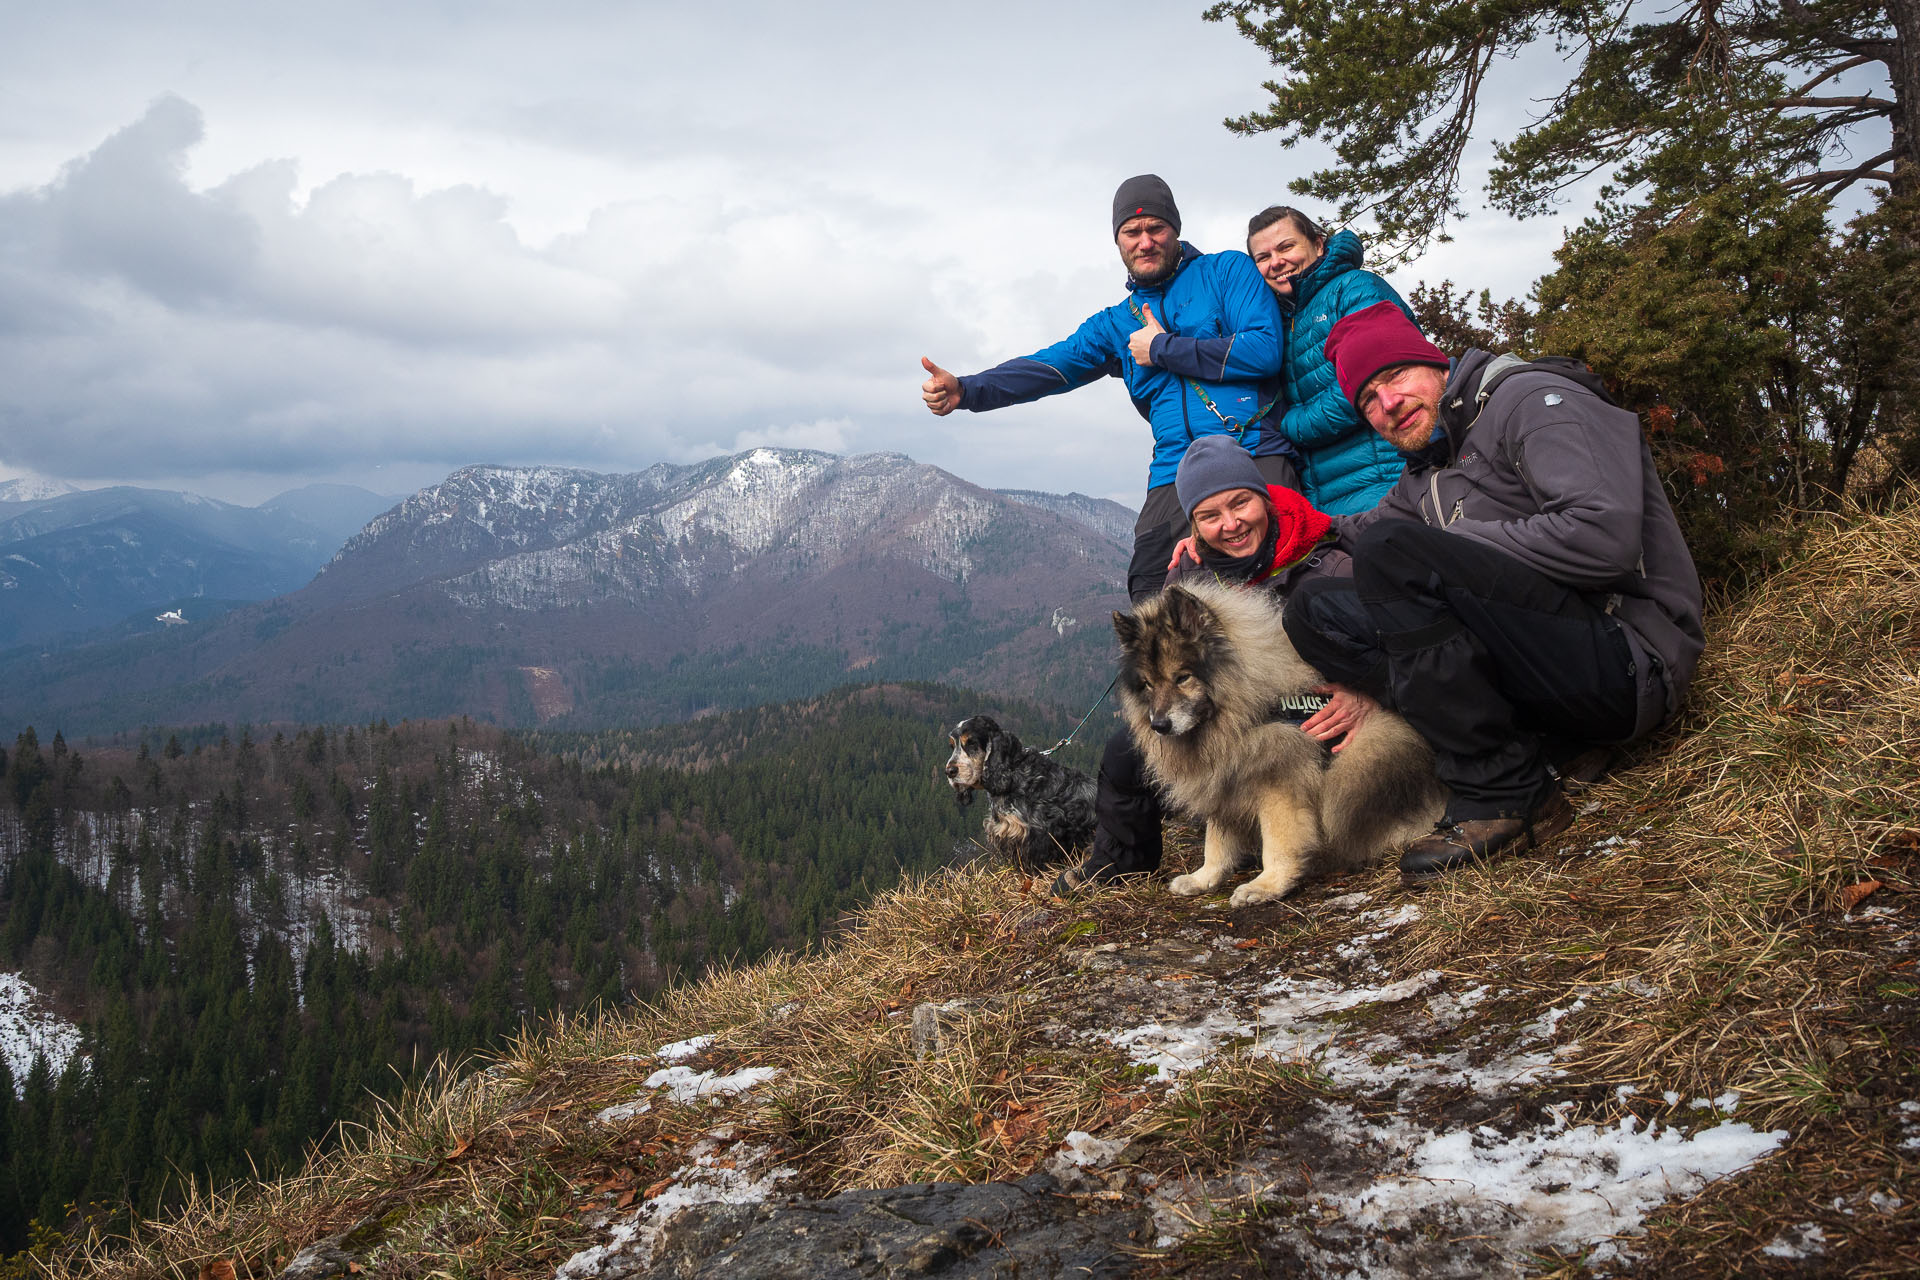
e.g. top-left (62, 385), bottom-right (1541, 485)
top-left (0, 686), bottom-right (1099, 1252)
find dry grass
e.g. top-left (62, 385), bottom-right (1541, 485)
top-left (42, 500), bottom-right (1920, 1279)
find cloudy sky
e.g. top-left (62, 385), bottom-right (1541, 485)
top-left (0, 1), bottom-right (1591, 509)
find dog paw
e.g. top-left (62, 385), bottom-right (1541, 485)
top-left (1230, 876), bottom-right (1299, 907)
top-left (1169, 872), bottom-right (1221, 897)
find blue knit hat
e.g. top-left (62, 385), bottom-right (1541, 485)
top-left (1175, 436), bottom-right (1267, 520)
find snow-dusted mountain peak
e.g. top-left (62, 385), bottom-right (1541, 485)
top-left (0, 477), bottom-right (82, 504)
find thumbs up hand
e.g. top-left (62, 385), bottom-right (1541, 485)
top-left (1128, 304), bottom-right (1165, 367)
top-left (920, 356), bottom-right (962, 416)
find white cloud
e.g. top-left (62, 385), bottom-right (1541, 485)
top-left (731, 418), bottom-right (854, 454)
top-left (0, 1), bottom-right (1617, 504)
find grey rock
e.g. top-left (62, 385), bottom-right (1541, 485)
top-left (646, 1173), bottom-right (1144, 1278)
top-left (277, 1213), bottom-right (392, 1280)
top-left (910, 1000), bottom-right (973, 1061)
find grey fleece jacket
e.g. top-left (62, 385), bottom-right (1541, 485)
top-left (1336, 350), bottom-right (1706, 738)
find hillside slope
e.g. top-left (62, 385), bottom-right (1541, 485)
top-left (44, 503), bottom-right (1920, 1279)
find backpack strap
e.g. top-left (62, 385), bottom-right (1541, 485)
top-left (1477, 353), bottom-right (1617, 407)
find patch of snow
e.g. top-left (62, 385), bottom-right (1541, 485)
top-left (1421, 983), bottom-right (1490, 1029)
top-left (1898, 1100), bottom-right (1920, 1150)
top-left (1047, 1130), bottom-right (1129, 1180)
top-left (0, 972), bottom-right (84, 1089)
top-left (1355, 903), bottom-right (1421, 928)
top-left (1322, 892), bottom-right (1374, 911)
top-left (1527, 998), bottom-right (1587, 1039)
top-left (1105, 1010), bottom-right (1250, 1080)
top-left (556, 1138), bottom-right (796, 1278)
top-left (645, 1064), bottom-right (782, 1104)
top-left (1759, 1222), bottom-right (1829, 1259)
top-left (655, 1035), bottom-right (713, 1062)
top-left (596, 1063), bottom-right (783, 1122)
top-left (1347, 1114), bottom-right (1790, 1263)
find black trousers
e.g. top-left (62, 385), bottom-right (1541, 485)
top-left (1283, 519), bottom-right (1638, 820)
top-left (1087, 729), bottom-right (1162, 875)
top-left (1128, 452), bottom-right (1300, 603)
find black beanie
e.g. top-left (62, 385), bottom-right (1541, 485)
top-left (1112, 174), bottom-right (1181, 238)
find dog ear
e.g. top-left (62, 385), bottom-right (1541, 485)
top-left (1112, 610), bottom-right (1140, 647)
top-left (981, 735), bottom-right (1015, 792)
top-left (1164, 585), bottom-right (1218, 637)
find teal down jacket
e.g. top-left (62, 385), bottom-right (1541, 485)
top-left (1278, 230), bottom-right (1417, 514)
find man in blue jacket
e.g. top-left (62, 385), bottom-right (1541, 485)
top-left (919, 175), bottom-right (1298, 602)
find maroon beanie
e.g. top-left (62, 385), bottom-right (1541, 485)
top-left (1324, 302), bottom-right (1449, 406)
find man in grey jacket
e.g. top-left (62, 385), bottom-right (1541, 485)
top-left (1282, 302), bottom-right (1705, 883)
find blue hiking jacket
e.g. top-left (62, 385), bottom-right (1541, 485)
top-left (956, 244), bottom-right (1294, 490)
top-left (1277, 230), bottom-right (1416, 514)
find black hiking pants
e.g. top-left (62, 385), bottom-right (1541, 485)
top-left (1086, 728), bottom-right (1162, 875)
top-left (1282, 518), bottom-right (1639, 820)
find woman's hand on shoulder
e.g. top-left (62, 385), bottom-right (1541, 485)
top-left (1299, 683), bottom-right (1376, 753)
top-left (1166, 535), bottom-right (1200, 574)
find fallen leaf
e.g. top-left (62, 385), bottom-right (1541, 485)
top-left (1233, 938), bottom-right (1262, 950)
top-left (1841, 880), bottom-right (1883, 911)
top-left (199, 1261), bottom-right (236, 1280)
top-left (986, 1103), bottom-right (1050, 1148)
top-left (448, 1135), bottom-right (472, 1159)
top-left (644, 1178), bottom-right (675, 1198)
top-left (615, 1189), bottom-right (637, 1208)
top-left (1091, 1092), bottom-right (1151, 1130)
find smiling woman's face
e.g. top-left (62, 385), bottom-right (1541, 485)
top-left (1191, 487), bottom-right (1269, 558)
top-left (1247, 216), bottom-right (1324, 297)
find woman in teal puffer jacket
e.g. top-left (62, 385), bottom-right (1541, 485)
top-left (1248, 207), bottom-right (1420, 515)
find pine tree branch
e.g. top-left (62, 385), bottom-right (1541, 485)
top-left (1788, 54), bottom-right (1881, 98)
top-left (1771, 95), bottom-right (1894, 112)
top-left (1781, 150), bottom-right (1899, 191)
top-left (1827, 38), bottom-right (1896, 59)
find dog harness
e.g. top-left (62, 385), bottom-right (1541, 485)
top-left (1265, 693), bottom-right (1332, 725)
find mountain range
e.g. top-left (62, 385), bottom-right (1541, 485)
top-left (0, 482), bottom-right (398, 649)
top-left (0, 451), bottom-right (1134, 734)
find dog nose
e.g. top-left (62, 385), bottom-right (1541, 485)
top-left (1150, 715), bottom-right (1173, 735)
top-left (945, 763), bottom-right (958, 777)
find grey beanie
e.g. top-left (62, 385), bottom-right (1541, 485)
top-left (1112, 174), bottom-right (1181, 238)
top-left (1175, 435), bottom-right (1267, 520)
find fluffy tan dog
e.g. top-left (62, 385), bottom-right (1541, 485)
top-left (1112, 580), bottom-right (1444, 905)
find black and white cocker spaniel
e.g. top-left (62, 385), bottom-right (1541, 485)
top-left (944, 716), bottom-right (1097, 872)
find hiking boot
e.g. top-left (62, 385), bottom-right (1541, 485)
top-left (1050, 857), bottom-right (1151, 896)
top-left (1548, 745), bottom-right (1617, 790)
top-left (1399, 787), bottom-right (1576, 886)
